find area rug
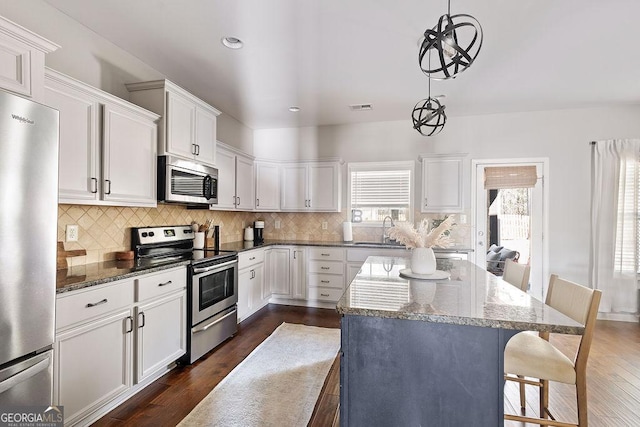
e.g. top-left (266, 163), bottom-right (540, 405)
top-left (178, 322), bottom-right (341, 427)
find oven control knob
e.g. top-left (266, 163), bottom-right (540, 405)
top-left (149, 231), bottom-right (155, 237)
top-left (141, 232), bottom-right (148, 237)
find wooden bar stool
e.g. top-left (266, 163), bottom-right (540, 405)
top-left (502, 258), bottom-right (531, 292)
top-left (504, 274), bottom-right (602, 426)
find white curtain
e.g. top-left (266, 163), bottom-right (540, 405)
top-left (590, 139), bottom-right (640, 314)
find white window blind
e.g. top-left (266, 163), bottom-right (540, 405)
top-left (349, 162), bottom-right (413, 224)
top-left (615, 159), bottom-right (640, 272)
top-left (351, 170), bottom-right (411, 207)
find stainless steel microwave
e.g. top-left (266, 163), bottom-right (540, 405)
top-left (158, 155), bottom-right (218, 205)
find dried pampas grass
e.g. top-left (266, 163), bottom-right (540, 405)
top-left (388, 215), bottom-right (455, 249)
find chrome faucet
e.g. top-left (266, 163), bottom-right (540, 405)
top-left (382, 216), bottom-right (395, 243)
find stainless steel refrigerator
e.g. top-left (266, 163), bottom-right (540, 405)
top-left (0, 90), bottom-right (59, 405)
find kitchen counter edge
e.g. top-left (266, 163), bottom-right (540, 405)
top-left (56, 240), bottom-right (473, 294)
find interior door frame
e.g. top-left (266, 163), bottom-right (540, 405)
top-left (471, 158), bottom-right (549, 301)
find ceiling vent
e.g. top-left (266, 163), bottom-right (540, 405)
top-left (349, 103), bottom-right (373, 111)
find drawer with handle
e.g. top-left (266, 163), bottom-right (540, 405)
top-left (308, 260), bottom-right (344, 275)
top-left (238, 249), bottom-right (265, 268)
top-left (308, 247), bottom-right (345, 261)
top-left (307, 287), bottom-right (344, 302)
top-left (136, 266), bottom-right (186, 302)
top-left (308, 274), bottom-right (344, 289)
top-left (56, 279), bottom-right (134, 330)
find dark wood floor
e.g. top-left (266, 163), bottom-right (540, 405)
top-left (94, 305), bottom-right (640, 427)
top-left (93, 304), bottom-right (340, 427)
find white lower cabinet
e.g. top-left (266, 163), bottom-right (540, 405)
top-left (54, 266), bottom-right (186, 426)
top-left (237, 249), bottom-right (266, 322)
top-left (268, 247), bottom-right (291, 298)
top-left (135, 291), bottom-right (186, 383)
top-left (307, 247), bottom-right (345, 303)
top-left (55, 307), bottom-right (132, 426)
top-left (266, 246), bottom-right (306, 301)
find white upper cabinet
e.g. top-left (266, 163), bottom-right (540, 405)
top-left (281, 161), bottom-right (341, 212)
top-left (212, 142), bottom-right (255, 211)
top-left (255, 161), bottom-right (281, 211)
top-left (45, 69), bottom-right (159, 207)
top-left (0, 16), bottom-right (59, 101)
top-left (420, 153), bottom-right (467, 213)
top-left (126, 80), bottom-right (220, 167)
top-left (102, 103), bottom-right (157, 206)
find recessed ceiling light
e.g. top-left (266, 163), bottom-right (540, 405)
top-left (289, 106), bottom-right (301, 112)
top-left (221, 36), bottom-right (243, 49)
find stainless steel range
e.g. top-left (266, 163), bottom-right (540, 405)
top-left (132, 225), bottom-right (238, 364)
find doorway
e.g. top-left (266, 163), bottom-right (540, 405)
top-left (472, 159), bottom-right (548, 300)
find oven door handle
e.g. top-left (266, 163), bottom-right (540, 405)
top-left (193, 309), bottom-right (237, 333)
top-left (192, 260), bottom-right (237, 275)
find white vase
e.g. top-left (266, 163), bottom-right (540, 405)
top-left (411, 247), bottom-right (437, 275)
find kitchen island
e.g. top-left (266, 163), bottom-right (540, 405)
top-left (336, 256), bottom-right (582, 426)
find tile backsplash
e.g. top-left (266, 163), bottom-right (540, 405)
top-left (57, 204), bottom-right (470, 266)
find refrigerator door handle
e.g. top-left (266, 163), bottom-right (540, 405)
top-left (0, 354), bottom-right (50, 395)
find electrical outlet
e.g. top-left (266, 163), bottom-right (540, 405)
top-left (66, 224), bottom-right (79, 242)
top-left (321, 221), bottom-right (328, 230)
top-left (275, 220), bottom-right (281, 229)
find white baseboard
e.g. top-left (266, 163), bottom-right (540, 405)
top-left (597, 312), bottom-right (639, 323)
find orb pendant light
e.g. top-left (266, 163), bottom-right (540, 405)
top-left (412, 76), bottom-right (446, 136)
top-left (418, 0), bottom-right (483, 80)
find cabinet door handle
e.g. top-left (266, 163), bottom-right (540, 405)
top-left (192, 143), bottom-right (197, 155)
top-left (90, 177), bottom-right (98, 194)
top-left (86, 298), bottom-right (107, 308)
top-left (321, 266), bottom-right (330, 270)
top-left (321, 253), bottom-right (330, 256)
top-left (158, 280), bottom-right (172, 287)
top-left (293, 251), bottom-right (297, 260)
top-left (105, 179), bottom-right (112, 195)
top-left (321, 280), bottom-right (330, 284)
top-left (320, 293), bottom-right (330, 297)
top-left (138, 312), bottom-right (146, 328)
top-left (196, 144), bottom-right (200, 155)
top-left (256, 198), bottom-right (259, 207)
top-left (308, 199), bottom-right (311, 208)
top-left (424, 198), bottom-right (428, 206)
top-left (249, 256), bottom-right (255, 261)
top-left (125, 316), bottom-right (133, 333)
top-left (250, 269), bottom-right (255, 279)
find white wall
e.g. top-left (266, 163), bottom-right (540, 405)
top-left (0, 0), bottom-right (253, 152)
top-left (255, 106), bottom-right (640, 285)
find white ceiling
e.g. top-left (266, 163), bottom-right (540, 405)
top-left (44, 0), bottom-right (640, 130)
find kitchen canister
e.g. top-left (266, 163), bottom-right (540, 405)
top-left (343, 221), bottom-right (353, 242)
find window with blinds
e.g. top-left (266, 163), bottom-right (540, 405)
top-left (348, 162), bottom-right (414, 224)
top-left (615, 159), bottom-right (640, 273)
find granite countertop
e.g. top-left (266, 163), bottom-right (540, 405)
top-left (336, 255), bottom-right (584, 334)
top-left (56, 260), bottom-right (190, 294)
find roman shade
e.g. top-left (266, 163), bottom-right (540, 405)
top-left (484, 166), bottom-right (537, 189)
